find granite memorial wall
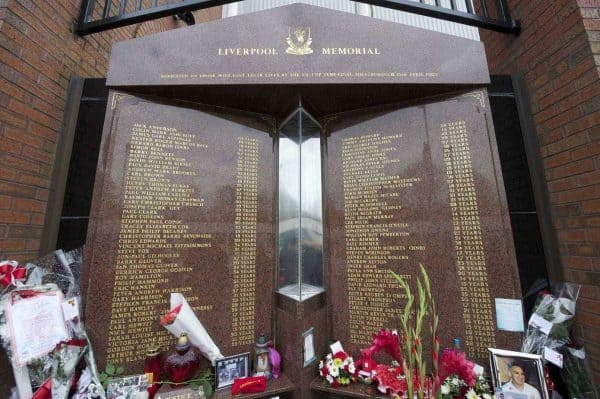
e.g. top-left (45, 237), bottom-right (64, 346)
top-left (82, 3), bottom-right (521, 382)
top-left (84, 96), bottom-right (275, 370)
top-left (325, 94), bottom-right (520, 361)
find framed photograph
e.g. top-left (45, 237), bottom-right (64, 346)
top-left (215, 353), bottom-right (250, 390)
top-left (303, 327), bottom-right (316, 367)
top-left (488, 348), bottom-right (548, 399)
top-left (106, 374), bottom-right (150, 399)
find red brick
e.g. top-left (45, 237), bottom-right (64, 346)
top-left (34, 188), bottom-right (49, 202)
top-left (9, 99), bottom-right (60, 130)
top-left (550, 158), bottom-right (596, 179)
top-left (579, 171), bottom-right (600, 186)
top-left (0, 239), bottom-right (27, 252)
top-left (12, 198), bottom-right (45, 213)
top-left (544, 131), bottom-right (590, 157)
top-left (580, 284), bottom-right (600, 300)
top-left (564, 110), bottom-right (600, 134)
top-left (0, 108), bottom-right (26, 129)
top-left (25, 239), bottom-right (40, 251)
top-left (582, 198), bottom-right (600, 214)
top-left (0, 210), bottom-right (30, 224)
top-left (586, 216), bottom-right (600, 226)
top-left (543, 149), bottom-right (572, 168)
top-left (0, 77), bottom-right (32, 105)
top-left (577, 310), bottom-right (600, 330)
top-left (548, 175), bottom-right (579, 192)
top-left (3, 127), bottom-right (44, 149)
top-left (0, 48), bottom-right (38, 82)
top-left (564, 216), bottom-right (586, 228)
top-left (563, 255), bottom-right (593, 270)
top-left (565, 243), bottom-right (600, 256)
top-left (21, 145), bottom-right (53, 165)
top-left (572, 141), bottom-right (600, 161)
top-left (0, 162), bottom-right (19, 181)
top-left (7, 225), bottom-right (42, 239)
top-left (29, 122), bottom-right (57, 142)
top-left (18, 173), bottom-right (50, 189)
top-left (0, 181), bottom-right (36, 197)
top-left (0, 136), bottom-right (22, 155)
top-left (588, 228), bottom-right (600, 241)
top-left (539, 128), bottom-right (564, 146)
top-left (30, 213), bottom-right (45, 226)
top-left (556, 185), bottom-right (600, 203)
top-left (0, 196), bottom-right (11, 210)
top-left (1, 154), bottom-right (40, 174)
top-left (558, 228), bottom-right (587, 241)
top-left (557, 82), bottom-right (600, 113)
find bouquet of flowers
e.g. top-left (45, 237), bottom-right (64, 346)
top-left (522, 283), bottom-right (580, 354)
top-left (438, 347), bottom-right (493, 399)
top-left (318, 351), bottom-right (356, 387)
top-left (439, 374), bottom-right (492, 399)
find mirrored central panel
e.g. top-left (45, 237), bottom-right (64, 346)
top-left (278, 106), bottom-right (324, 301)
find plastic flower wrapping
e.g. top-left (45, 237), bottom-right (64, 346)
top-left (0, 249), bottom-right (106, 399)
top-left (318, 351), bottom-right (356, 387)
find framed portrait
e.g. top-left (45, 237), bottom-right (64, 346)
top-left (488, 348), bottom-right (548, 399)
top-left (215, 353), bottom-right (250, 390)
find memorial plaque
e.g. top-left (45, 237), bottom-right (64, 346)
top-left (84, 94), bottom-right (275, 370)
top-left (325, 91), bottom-right (520, 362)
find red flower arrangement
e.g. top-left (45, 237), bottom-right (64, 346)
top-left (438, 348), bottom-right (476, 388)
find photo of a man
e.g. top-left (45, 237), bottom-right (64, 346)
top-left (502, 361), bottom-right (542, 399)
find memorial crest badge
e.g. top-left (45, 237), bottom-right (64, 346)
top-left (286, 27), bottom-right (313, 55)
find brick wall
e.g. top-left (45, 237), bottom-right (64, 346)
top-left (0, 1), bottom-right (220, 393)
top-left (0, 1), bottom-right (221, 263)
top-left (481, 0), bottom-right (600, 384)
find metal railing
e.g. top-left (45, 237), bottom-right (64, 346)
top-left (75, 0), bottom-right (519, 35)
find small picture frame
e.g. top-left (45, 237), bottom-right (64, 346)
top-left (488, 348), bottom-right (548, 399)
top-left (215, 353), bottom-right (250, 390)
top-left (106, 374), bottom-right (150, 399)
top-left (302, 327), bottom-right (316, 367)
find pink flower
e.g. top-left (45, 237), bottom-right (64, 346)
top-left (160, 303), bottom-right (183, 326)
top-left (438, 348), bottom-right (476, 387)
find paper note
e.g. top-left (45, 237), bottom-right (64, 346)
top-left (495, 298), bottom-right (525, 332)
top-left (330, 341), bottom-right (344, 354)
top-left (529, 313), bottom-right (553, 335)
top-left (6, 291), bottom-right (70, 366)
top-left (544, 347), bottom-right (563, 368)
top-left (62, 296), bottom-right (80, 321)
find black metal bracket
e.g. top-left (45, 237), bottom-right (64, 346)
top-left (75, 0), bottom-right (520, 36)
top-left (361, 0), bottom-right (520, 34)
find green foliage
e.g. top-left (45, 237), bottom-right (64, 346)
top-left (390, 264), bottom-right (436, 399)
top-left (156, 369), bottom-right (214, 398)
top-left (99, 363), bottom-right (125, 389)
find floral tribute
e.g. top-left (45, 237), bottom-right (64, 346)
top-left (438, 348), bottom-right (492, 399)
top-left (318, 351), bottom-right (356, 387)
top-left (317, 265), bottom-right (495, 399)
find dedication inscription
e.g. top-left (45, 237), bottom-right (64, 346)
top-left (84, 95), bottom-right (274, 369)
top-left (326, 93), bottom-right (519, 360)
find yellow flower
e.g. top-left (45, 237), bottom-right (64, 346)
top-left (333, 358), bottom-right (343, 367)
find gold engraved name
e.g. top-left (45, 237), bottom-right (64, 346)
top-left (217, 48), bottom-right (279, 56)
top-left (321, 47), bottom-right (381, 55)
